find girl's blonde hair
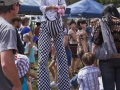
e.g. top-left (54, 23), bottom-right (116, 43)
top-left (23, 33), bottom-right (32, 42)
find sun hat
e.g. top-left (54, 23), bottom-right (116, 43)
top-left (0, 0), bottom-right (21, 6)
top-left (15, 54), bottom-right (29, 78)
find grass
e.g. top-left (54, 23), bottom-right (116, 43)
top-left (31, 55), bottom-right (79, 90)
top-left (31, 55), bottom-right (58, 90)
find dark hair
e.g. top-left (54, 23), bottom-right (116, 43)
top-left (22, 17), bottom-right (29, 25)
top-left (69, 20), bottom-right (76, 26)
top-left (77, 19), bottom-right (87, 26)
top-left (102, 4), bottom-right (119, 26)
top-left (36, 22), bottom-right (41, 26)
top-left (0, 5), bottom-right (14, 13)
top-left (11, 17), bottom-right (22, 24)
top-left (82, 53), bottom-right (96, 65)
top-left (102, 4), bottom-right (119, 18)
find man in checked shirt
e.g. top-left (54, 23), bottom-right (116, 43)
top-left (77, 53), bottom-right (101, 90)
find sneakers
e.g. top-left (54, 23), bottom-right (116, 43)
top-left (50, 81), bottom-right (58, 87)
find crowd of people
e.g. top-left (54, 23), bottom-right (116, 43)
top-left (0, 0), bottom-right (120, 90)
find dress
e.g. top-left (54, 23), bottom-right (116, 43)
top-left (25, 42), bottom-right (35, 63)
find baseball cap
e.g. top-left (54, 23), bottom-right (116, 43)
top-left (0, 0), bottom-right (21, 6)
top-left (15, 54), bottom-right (29, 78)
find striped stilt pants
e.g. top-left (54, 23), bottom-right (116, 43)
top-left (38, 21), bottom-right (70, 90)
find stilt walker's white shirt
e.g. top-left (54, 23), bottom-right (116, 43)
top-left (39, 0), bottom-right (66, 21)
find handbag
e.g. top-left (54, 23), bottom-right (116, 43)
top-left (95, 18), bottom-right (117, 60)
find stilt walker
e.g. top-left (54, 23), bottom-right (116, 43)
top-left (38, 0), bottom-right (70, 90)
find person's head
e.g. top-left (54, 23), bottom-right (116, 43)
top-left (79, 20), bottom-right (87, 29)
top-left (11, 16), bottom-right (21, 28)
top-left (69, 20), bottom-right (76, 30)
top-left (21, 17), bottom-right (29, 26)
top-left (102, 4), bottom-right (119, 18)
top-left (15, 54), bottom-right (29, 78)
top-left (90, 19), bottom-right (96, 27)
top-left (23, 33), bottom-right (31, 43)
top-left (0, 0), bottom-right (21, 20)
top-left (82, 53), bottom-right (96, 66)
top-left (36, 22), bottom-right (41, 27)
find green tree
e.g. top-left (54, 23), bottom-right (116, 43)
top-left (65, 0), bottom-right (79, 5)
top-left (96, 0), bottom-right (120, 7)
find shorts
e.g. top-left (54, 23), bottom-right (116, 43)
top-left (66, 51), bottom-right (72, 66)
top-left (69, 44), bottom-right (78, 58)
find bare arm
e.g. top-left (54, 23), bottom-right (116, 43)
top-left (29, 31), bottom-right (33, 42)
top-left (24, 43), bottom-right (32, 55)
top-left (92, 44), bottom-right (98, 54)
top-left (64, 35), bottom-right (68, 47)
top-left (40, 0), bottom-right (58, 12)
top-left (1, 50), bottom-right (21, 88)
top-left (70, 33), bottom-right (77, 41)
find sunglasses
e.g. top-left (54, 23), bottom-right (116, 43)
top-left (16, 2), bottom-right (21, 6)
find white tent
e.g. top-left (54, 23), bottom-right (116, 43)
top-left (117, 7), bottom-right (120, 12)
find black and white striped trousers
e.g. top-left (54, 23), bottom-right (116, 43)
top-left (38, 21), bottom-right (70, 90)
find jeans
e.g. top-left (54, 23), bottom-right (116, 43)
top-left (99, 58), bottom-right (120, 90)
top-left (66, 51), bottom-right (72, 66)
top-left (88, 41), bottom-right (92, 52)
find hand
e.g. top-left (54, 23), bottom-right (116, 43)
top-left (51, 5), bottom-right (58, 9)
top-left (12, 86), bottom-right (21, 90)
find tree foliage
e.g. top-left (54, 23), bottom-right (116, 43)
top-left (96, 0), bottom-right (120, 7)
top-left (65, 0), bottom-right (120, 7)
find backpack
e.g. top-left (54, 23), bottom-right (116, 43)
top-left (95, 19), bottom-right (117, 60)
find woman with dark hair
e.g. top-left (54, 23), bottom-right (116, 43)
top-left (92, 4), bottom-right (120, 90)
top-left (68, 20), bottom-right (79, 76)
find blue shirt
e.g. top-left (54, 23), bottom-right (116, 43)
top-left (21, 26), bottom-right (31, 39)
top-left (85, 26), bottom-right (92, 41)
top-left (21, 26), bottom-right (31, 47)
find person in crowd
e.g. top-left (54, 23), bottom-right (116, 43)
top-left (92, 4), bottom-right (120, 90)
top-left (90, 18), bottom-right (99, 37)
top-left (84, 21), bottom-right (93, 52)
top-left (34, 22), bottom-right (41, 37)
top-left (39, 0), bottom-right (70, 89)
top-left (77, 53), bottom-right (101, 90)
top-left (76, 19), bottom-right (89, 63)
top-left (11, 16), bottom-right (24, 54)
top-left (64, 30), bottom-right (72, 79)
top-left (49, 41), bottom-right (58, 87)
top-left (0, 0), bottom-right (21, 90)
top-left (68, 20), bottom-right (79, 76)
top-left (21, 17), bottom-right (33, 47)
top-left (23, 33), bottom-right (37, 80)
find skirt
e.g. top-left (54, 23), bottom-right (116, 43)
top-left (69, 44), bottom-right (77, 58)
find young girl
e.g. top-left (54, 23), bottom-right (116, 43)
top-left (23, 33), bottom-right (37, 80)
top-left (49, 41), bottom-right (58, 87)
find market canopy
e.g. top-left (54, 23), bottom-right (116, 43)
top-left (19, 0), bottom-right (70, 15)
top-left (67, 0), bottom-right (104, 18)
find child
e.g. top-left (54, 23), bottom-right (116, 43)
top-left (15, 54), bottom-right (32, 90)
top-left (23, 33), bottom-right (37, 80)
top-left (77, 53), bottom-right (101, 90)
top-left (49, 41), bottom-right (58, 87)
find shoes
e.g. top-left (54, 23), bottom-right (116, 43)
top-left (50, 81), bottom-right (58, 87)
top-left (29, 78), bottom-right (34, 84)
